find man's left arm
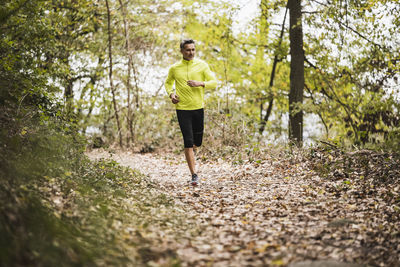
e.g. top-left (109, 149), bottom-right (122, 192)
top-left (202, 64), bottom-right (217, 90)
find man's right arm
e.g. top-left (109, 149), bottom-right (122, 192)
top-left (165, 67), bottom-right (175, 97)
top-left (165, 67), bottom-right (179, 104)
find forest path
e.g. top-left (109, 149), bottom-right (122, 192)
top-left (87, 149), bottom-right (371, 267)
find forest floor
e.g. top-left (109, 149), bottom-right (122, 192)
top-left (87, 149), bottom-right (399, 267)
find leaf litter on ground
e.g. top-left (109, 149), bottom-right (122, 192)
top-left (86, 147), bottom-right (400, 266)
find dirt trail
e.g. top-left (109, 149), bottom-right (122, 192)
top-left (87, 150), bottom-right (393, 267)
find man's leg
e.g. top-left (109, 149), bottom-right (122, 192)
top-left (184, 147), bottom-right (195, 175)
top-left (192, 109), bottom-right (204, 148)
top-left (190, 109), bottom-right (204, 184)
top-left (177, 110), bottom-right (196, 176)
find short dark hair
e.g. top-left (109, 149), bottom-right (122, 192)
top-left (180, 39), bottom-right (195, 50)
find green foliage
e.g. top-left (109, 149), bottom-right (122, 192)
top-left (2, 0), bottom-right (399, 150)
top-left (303, 0), bottom-right (400, 147)
top-left (3, 0), bottom-right (395, 150)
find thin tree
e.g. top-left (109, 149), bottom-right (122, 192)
top-left (288, 0), bottom-right (304, 145)
top-left (118, 0), bottom-right (135, 145)
top-left (259, 3), bottom-right (289, 134)
top-left (105, 0), bottom-right (123, 147)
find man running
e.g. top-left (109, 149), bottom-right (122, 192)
top-left (165, 39), bottom-right (217, 185)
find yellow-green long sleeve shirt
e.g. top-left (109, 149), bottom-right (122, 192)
top-left (165, 58), bottom-right (217, 110)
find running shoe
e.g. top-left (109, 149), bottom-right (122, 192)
top-left (191, 173), bottom-right (199, 186)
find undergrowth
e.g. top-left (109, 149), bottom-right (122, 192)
top-left (0, 108), bottom-right (182, 266)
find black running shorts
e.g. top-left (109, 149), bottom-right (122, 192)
top-left (176, 108), bottom-right (204, 148)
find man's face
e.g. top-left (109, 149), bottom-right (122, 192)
top-left (181, 43), bottom-right (195, 61)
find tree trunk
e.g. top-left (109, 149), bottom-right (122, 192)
top-left (288, 0), bottom-right (304, 145)
top-left (259, 4), bottom-right (288, 135)
top-left (105, 0), bottom-right (123, 148)
top-left (118, 0), bottom-right (135, 146)
top-left (64, 77), bottom-right (74, 114)
top-left (132, 64), bottom-right (140, 109)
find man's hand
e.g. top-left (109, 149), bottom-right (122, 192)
top-left (187, 80), bottom-right (205, 87)
top-left (170, 93), bottom-right (180, 104)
